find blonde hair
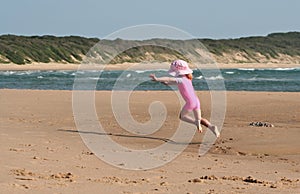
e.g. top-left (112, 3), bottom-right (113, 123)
top-left (185, 74), bottom-right (193, 80)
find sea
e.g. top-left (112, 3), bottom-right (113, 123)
top-left (0, 68), bottom-right (300, 92)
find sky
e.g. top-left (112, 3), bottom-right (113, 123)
top-left (1, 0), bottom-right (300, 39)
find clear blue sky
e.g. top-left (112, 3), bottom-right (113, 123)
top-left (1, 0), bottom-right (300, 39)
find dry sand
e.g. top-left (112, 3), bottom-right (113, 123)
top-left (0, 62), bottom-right (300, 71)
top-left (0, 89), bottom-right (299, 193)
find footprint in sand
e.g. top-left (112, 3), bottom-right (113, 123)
top-left (50, 172), bottom-right (75, 182)
top-left (87, 176), bottom-right (149, 185)
top-left (11, 168), bottom-right (76, 183)
top-left (188, 174), bottom-right (299, 189)
top-left (9, 144), bottom-right (36, 153)
top-left (12, 183), bottom-right (30, 189)
top-left (9, 148), bottom-right (25, 152)
top-left (82, 151), bottom-right (94, 155)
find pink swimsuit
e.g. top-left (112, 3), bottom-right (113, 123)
top-left (175, 77), bottom-right (200, 111)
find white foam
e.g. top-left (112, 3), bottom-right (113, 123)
top-left (225, 71), bottom-right (235, 74)
top-left (2, 71), bottom-right (15, 75)
top-left (135, 70), bottom-right (145, 74)
top-left (274, 67), bottom-right (296, 71)
top-left (87, 77), bottom-right (100, 80)
top-left (248, 77), bottom-right (289, 81)
top-left (238, 68), bottom-right (255, 71)
top-left (195, 75), bottom-right (203, 80)
top-left (206, 75), bottom-right (224, 80)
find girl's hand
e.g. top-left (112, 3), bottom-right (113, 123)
top-left (149, 74), bottom-right (157, 81)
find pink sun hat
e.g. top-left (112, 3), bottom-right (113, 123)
top-left (168, 59), bottom-right (193, 76)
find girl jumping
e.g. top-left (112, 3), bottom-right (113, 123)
top-left (149, 59), bottom-right (220, 137)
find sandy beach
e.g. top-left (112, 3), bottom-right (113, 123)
top-left (0, 89), bottom-right (299, 193)
top-left (1, 0), bottom-right (300, 192)
top-left (0, 62), bottom-right (300, 71)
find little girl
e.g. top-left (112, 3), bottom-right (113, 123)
top-left (149, 59), bottom-right (220, 137)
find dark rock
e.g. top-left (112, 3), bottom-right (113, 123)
top-left (249, 122), bottom-right (274, 127)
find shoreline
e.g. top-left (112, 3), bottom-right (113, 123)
top-left (0, 62), bottom-right (299, 71)
top-left (1, 89), bottom-right (299, 93)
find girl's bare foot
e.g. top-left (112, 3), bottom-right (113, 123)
top-left (209, 125), bottom-right (220, 137)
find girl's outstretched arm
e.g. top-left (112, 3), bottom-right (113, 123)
top-left (149, 74), bottom-right (177, 85)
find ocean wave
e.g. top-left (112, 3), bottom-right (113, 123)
top-left (238, 67), bottom-right (300, 71)
top-left (16, 72), bottom-right (30, 75)
top-left (76, 77), bottom-right (104, 80)
top-left (238, 68), bottom-right (255, 71)
top-left (254, 67), bottom-right (296, 71)
top-left (1, 71), bottom-right (16, 75)
top-left (0, 70), bottom-right (41, 76)
top-left (205, 75), bottom-right (224, 80)
top-left (75, 70), bottom-right (103, 75)
top-left (61, 71), bottom-right (70, 75)
top-left (1, 69), bottom-right (299, 91)
top-left (134, 69), bottom-right (157, 73)
top-left (248, 77), bottom-right (291, 81)
top-left (225, 71), bottom-right (235, 74)
top-left (135, 70), bottom-right (146, 74)
top-left (195, 75), bottom-right (203, 80)
top-left (88, 77), bottom-right (101, 80)
top-left (273, 67), bottom-right (298, 71)
top-left (154, 69), bottom-right (168, 72)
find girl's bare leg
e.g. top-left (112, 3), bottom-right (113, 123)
top-left (179, 109), bottom-right (195, 125)
top-left (192, 109), bottom-right (203, 132)
top-left (194, 109), bottom-right (220, 137)
top-left (200, 118), bottom-right (211, 128)
top-left (180, 109), bottom-right (220, 137)
top-left (179, 109), bottom-right (203, 132)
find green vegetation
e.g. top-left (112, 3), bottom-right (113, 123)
top-left (0, 32), bottom-right (299, 64)
top-left (202, 32), bottom-right (300, 60)
top-left (110, 45), bottom-right (188, 64)
top-left (0, 35), bottom-right (98, 64)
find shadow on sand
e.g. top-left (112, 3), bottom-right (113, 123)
top-left (58, 129), bottom-right (202, 145)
